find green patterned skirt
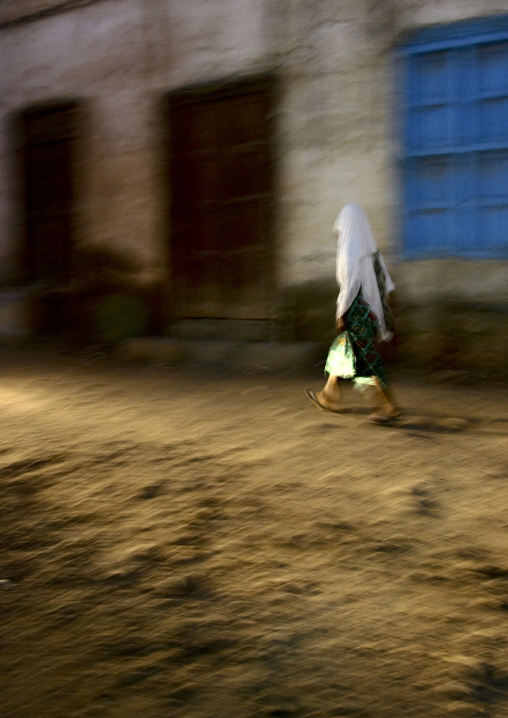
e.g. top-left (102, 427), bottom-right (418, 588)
top-left (325, 292), bottom-right (389, 388)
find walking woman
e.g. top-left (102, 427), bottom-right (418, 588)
top-left (307, 203), bottom-right (401, 424)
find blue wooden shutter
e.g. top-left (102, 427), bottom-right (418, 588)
top-left (400, 15), bottom-right (508, 259)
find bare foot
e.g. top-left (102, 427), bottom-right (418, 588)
top-left (368, 406), bottom-right (402, 424)
top-left (306, 390), bottom-right (342, 414)
top-left (316, 390), bottom-right (342, 412)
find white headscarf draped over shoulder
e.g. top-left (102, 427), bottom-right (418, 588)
top-left (333, 203), bottom-right (395, 341)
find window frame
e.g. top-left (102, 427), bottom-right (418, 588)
top-left (397, 14), bottom-right (508, 260)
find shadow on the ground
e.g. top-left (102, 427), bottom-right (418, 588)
top-left (390, 413), bottom-right (507, 435)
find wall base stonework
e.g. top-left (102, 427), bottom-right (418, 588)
top-left (397, 302), bottom-right (508, 377)
top-left (286, 284), bottom-right (508, 379)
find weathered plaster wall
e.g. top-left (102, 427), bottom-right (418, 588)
top-left (0, 0), bottom-right (507, 368)
top-left (264, 0), bottom-right (397, 343)
top-left (276, 0), bottom-right (394, 287)
top-left (0, 0), bottom-right (88, 24)
top-left (0, 0), bottom-right (278, 287)
top-left (0, 0), bottom-right (394, 278)
top-left (393, 0), bottom-right (508, 33)
top-left (0, 0), bottom-right (161, 285)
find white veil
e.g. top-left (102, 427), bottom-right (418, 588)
top-left (333, 203), bottom-right (395, 341)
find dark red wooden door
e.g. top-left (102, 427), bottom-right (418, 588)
top-left (20, 103), bottom-right (77, 286)
top-left (168, 77), bottom-right (276, 319)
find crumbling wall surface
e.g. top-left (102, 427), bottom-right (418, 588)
top-left (275, 0), bottom-right (394, 289)
top-left (0, 0), bottom-right (280, 340)
top-left (273, 0), bottom-right (508, 375)
top-left (393, 261), bottom-right (508, 377)
top-left (0, 0), bottom-right (160, 287)
top-left (0, 0), bottom-right (99, 24)
top-left (392, 0), bottom-right (508, 33)
top-left (0, 0), bottom-right (506, 369)
top-left (0, 0), bottom-right (277, 287)
top-left (269, 0), bottom-right (398, 346)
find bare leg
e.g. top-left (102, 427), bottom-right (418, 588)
top-left (376, 379), bottom-right (400, 412)
top-left (362, 382), bottom-right (385, 414)
top-left (365, 377), bottom-right (401, 421)
top-left (316, 374), bottom-right (342, 410)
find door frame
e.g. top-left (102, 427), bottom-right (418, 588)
top-left (14, 99), bottom-right (82, 288)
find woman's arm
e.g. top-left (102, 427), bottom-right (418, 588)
top-left (336, 315), bottom-right (346, 332)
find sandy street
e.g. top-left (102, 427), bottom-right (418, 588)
top-left (0, 346), bottom-right (507, 718)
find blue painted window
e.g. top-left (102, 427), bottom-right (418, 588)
top-left (399, 15), bottom-right (508, 258)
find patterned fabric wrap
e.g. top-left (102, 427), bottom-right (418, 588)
top-left (325, 292), bottom-right (389, 388)
top-left (373, 251), bottom-right (395, 333)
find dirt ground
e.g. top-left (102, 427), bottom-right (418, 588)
top-left (1, 346), bottom-right (507, 718)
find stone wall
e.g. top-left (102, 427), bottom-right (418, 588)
top-left (0, 0), bottom-right (106, 25)
top-left (0, 0), bottom-right (278, 287)
top-left (392, 0), bottom-right (508, 33)
top-left (0, 0), bottom-right (507, 370)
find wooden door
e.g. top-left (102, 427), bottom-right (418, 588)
top-left (168, 77), bottom-right (276, 319)
top-left (19, 103), bottom-right (77, 285)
